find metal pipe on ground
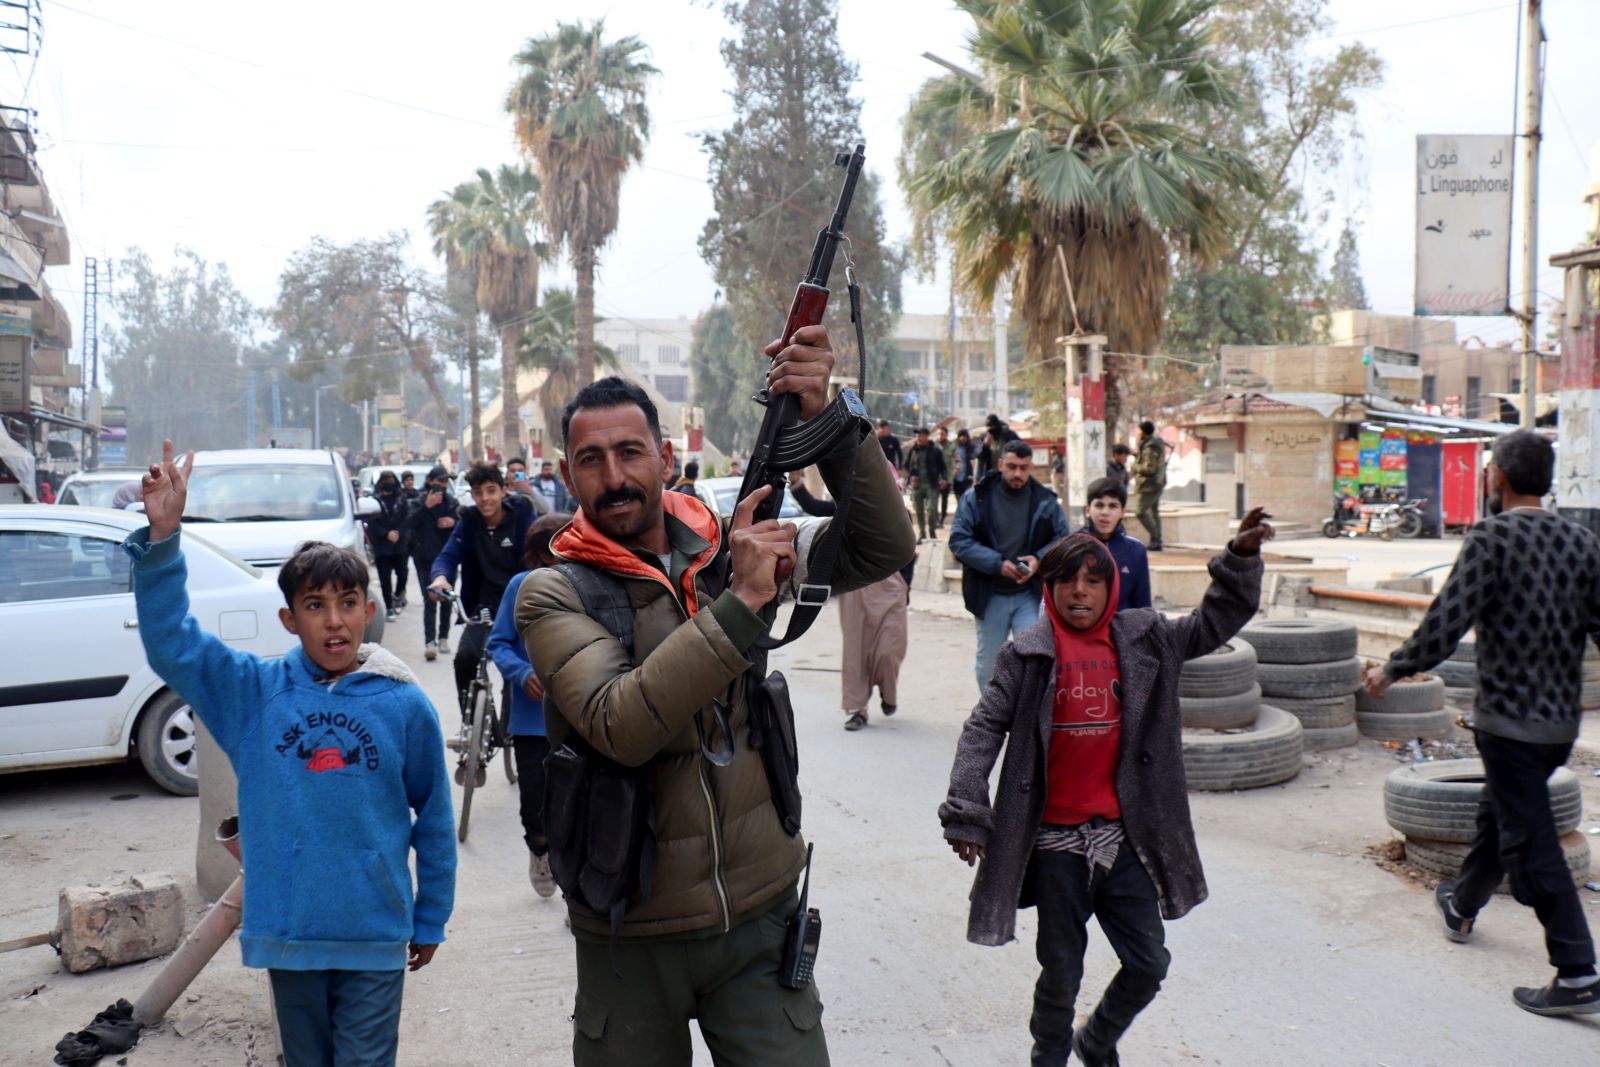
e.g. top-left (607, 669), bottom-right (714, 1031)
top-left (131, 817), bottom-right (244, 1027)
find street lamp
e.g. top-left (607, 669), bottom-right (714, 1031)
top-left (313, 384), bottom-right (341, 451)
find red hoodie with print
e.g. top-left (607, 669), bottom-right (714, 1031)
top-left (1042, 536), bottom-right (1124, 825)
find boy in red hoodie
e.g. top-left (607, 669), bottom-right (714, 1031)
top-left (942, 510), bottom-right (1273, 1067)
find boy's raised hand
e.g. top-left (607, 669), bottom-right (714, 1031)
top-left (142, 439), bottom-right (195, 542)
top-left (1232, 507), bottom-right (1275, 555)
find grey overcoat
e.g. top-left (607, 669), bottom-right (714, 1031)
top-left (939, 549), bottom-right (1263, 946)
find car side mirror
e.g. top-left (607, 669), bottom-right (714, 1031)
top-left (355, 496), bottom-right (381, 517)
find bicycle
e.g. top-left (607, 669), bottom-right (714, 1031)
top-left (430, 588), bottom-right (516, 843)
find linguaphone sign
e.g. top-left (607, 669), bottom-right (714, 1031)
top-left (1414, 134), bottom-right (1513, 317)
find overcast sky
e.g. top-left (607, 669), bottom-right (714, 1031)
top-left (20, 0), bottom-right (1600, 356)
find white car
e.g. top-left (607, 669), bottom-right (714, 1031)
top-left (693, 475), bottom-right (809, 520)
top-left (56, 468), bottom-right (147, 508)
top-left (0, 505), bottom-right (299, 794)
top-left (178, 448), bottom-right (386, 643)
top-left (357, 462), bottom-right (442, 497)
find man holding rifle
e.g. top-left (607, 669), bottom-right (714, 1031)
top-left (517, 327), bottom-right (913, 1065)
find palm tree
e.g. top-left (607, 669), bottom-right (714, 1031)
top-left (507, 20), bottom-right (656, 386)
top-left (517, 287), bottom-right (618, 451)
top-left (900, 0), bottom-right (1261, 433)
top-left (426, 166), bottom-right (545, 457)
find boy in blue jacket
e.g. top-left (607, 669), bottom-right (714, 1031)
top-left (1081, 475), bottom-right (1152, 611)
top-left (125, 441), bottom-right (456, 1066)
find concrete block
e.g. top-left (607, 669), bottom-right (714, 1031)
top-left (1378, 576), bottom-right (1434, 595)
top-left (57, 874), bottom-right (185, 973)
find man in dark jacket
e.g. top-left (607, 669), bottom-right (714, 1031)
top-left (902, 426), bottom-right (948, 543)
top-left (1365, 430), bottom-right (1600, 1017)
top-left (875, 419), bottom-right (902, 470)
top-left (407, 464), bottom-right (459, 661)
top-left (941, 509), bottom-right (1272, 1067)
top-left (949, 439), bottom-right (1071, 687)
top-left (1106, 443), bottom-right (1133, 488)
top-left (365, 470), bottom-right (411, 620)
top-left (428, 461), bottom-right (537, 716)
top-left (1081, 476), bottom-right (1151, 611)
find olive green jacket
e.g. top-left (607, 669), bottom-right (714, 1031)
top-left (516, 439), bottom-right (915, 938)
top-left (1134, 436), bottom-right (1168, 494)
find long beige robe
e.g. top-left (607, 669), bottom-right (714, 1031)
top-left (838, 572), bottom-right (909, 711)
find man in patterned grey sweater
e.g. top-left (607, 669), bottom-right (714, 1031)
top-left (1365, 430), bottom-right (1598, 1017)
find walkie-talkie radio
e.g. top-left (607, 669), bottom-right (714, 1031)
top-left (778, 844), bottom-right (821, 989)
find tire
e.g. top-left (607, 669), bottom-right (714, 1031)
top-left (1403, 832), bottom-right (1591, 892)
top-left (1179, 639), bottom-right (1258, 699)
top-left (1181, 684), bottom-right (1262, 730)
top-left (1443, 686), bottom-right (1475, 708)
top-left (135, 691), bottom-right (201, 797)
top-left (1449, 640), bottom-right (1475, 663)
top-left (1183, 705), bottom-right (1304, 791)
top-left (1584, 679), bottom-right (1600, 711)
top-left (1271, 694), bottom-right (1356, 729)
top-left (458, 687), bottom-right (489, 844)
top-left (499, 681), bottom-right (518, 785)
top-left (1396, 512), bottom-right (1423, 539)
top-left (1257, 657), bottom-right (1362, 699)
top-left (1356, 707), bottom-right (1456, 742)
top-left (1302, 721), bottom-right (1359, 751)
top-left (1432, 660), bottom-right (1476, 688)
top-left (1238, 620), bottom-right (1359, 665)
top-left (1355, 674), bottom-right (1445, 714)
top-left (1322, 520), bottom-right (1340, 538)
top-left (1384, 760), bottom-right (1583, 842)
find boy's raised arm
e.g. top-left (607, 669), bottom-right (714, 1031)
top-left (122, 441), bottom-right (266, 758)
top-left (1170, 507), bottom-right (1271, 662)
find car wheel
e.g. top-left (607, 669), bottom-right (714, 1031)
top-left (136, 691), bottom-right (200, 796)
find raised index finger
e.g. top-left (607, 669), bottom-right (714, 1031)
top-left (731, 483), bottom-right (774, 531)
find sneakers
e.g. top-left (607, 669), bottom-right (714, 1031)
top-left (437, 635), bottom-right (451, 655)
top-left (386, 609), bottom-right (399, 622)
top-left (1512, 978), bottom-right (1600, 1016)
top-left (1435, 880), bottom-right (1474, 943)
top-left (1071, 1028), bottom-right (1119, 1067)
top-left (424, 641), bottom-right (437, 662)
top-left (529, 853), bottom-right (557, 898)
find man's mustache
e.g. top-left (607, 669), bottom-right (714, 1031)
top-left (595, 486), bottom-right (646, 509)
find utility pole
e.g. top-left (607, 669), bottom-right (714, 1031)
top-left (77, 257), bottom-right (98, 468)
top-left (1517, 0), bottom-right (1544, 429)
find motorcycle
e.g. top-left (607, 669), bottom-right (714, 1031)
top-left (1394, 498), bottom-right (1426, 539)
top-left (1322, 493), bottom-right (1405, 540)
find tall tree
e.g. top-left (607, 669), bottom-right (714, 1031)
top-left (690, 303), bottom-right (758, 454)
top-left (517, 287), bottom-right (618, 451)
top-left (700, 0), bottom-right (904, 437)
top-left (1329, 219), bottom-right (1368, 311)
top-left (900, 0), bottom-right (1261, 435)
top-left (507, 21), bottom-right (656, 385)
top-left (427, 166), bottom-right (545, 456)
top-left (103, 248), bottom-right (257, 459)
top-left (272, 233), bottom-right (453, 426)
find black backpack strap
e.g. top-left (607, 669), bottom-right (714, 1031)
top-left (555, 562), bottom-right (636, 663)
top-left (754, 455), bottom-right (857, 650)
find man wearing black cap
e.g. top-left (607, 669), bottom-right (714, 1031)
top-left (903, 425), bottom-right (948, 543)
top-left (407, 465), bottom-right (458, 660)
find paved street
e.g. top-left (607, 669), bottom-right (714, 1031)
top-left (4, 587), bottom-right (1600, 1065)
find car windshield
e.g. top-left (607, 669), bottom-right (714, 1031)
top-left (712, 485), bottom-right (803, 519)
top-left (182, 464), bottom-right (344, 522)
top-left (59, 479), bottom-right (133, 508)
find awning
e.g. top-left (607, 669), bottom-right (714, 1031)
top-left (26, 405), bottom-right (99, 433)
top-left (0, 420), bottom-right (36, 500)
top-left (1362, 397), bottom-right (1513, 437)
top-left (1488, 391), bottom-right (1559, 420)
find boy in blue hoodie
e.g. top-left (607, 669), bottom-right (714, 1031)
top-left (124, 441), bottom-right (456, 1067)
top-left (1080, 475), bottom-right (1152, 611)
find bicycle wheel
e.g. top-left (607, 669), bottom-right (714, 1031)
top-left (458, 686), bottom-right (489, 844)
top-left (500, 679), bottom-right (518, 784)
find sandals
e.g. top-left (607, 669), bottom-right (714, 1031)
top-left (881, 702), bottom-right (898, 717)
top-left (843, 711), bottom-right (868, 731)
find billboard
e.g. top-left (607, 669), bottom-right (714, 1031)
top-left (1414, 134), bottom-right (1513, 316)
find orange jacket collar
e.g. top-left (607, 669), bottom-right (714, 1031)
top-left (551, 491), bottom-right (723, 615)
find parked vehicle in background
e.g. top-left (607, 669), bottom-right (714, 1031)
top-left (1395, 497), bottom-right (1427, 539)
top-left (179, 449), bottom-right (387, 642)
top-left (1323, 493), bottom-right (1406, 541)
top-left (55, 468), bottom-right (145, 508)
top-left (694, 475), bottom-right (807, 520)
top-left (0, 505), bottom-right (298, 794)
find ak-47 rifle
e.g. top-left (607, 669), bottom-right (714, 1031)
top-left (702, 146), bottom-right (875, 836)
top-left (729, 142), bottom-right (873, 646)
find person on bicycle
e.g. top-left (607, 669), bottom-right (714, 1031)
top-left (486, 511), bottom-right (570, 898)
top-left (427, 461), bottom-right (537, 718)
top-left (516, 326), bottom-right (915, 1066)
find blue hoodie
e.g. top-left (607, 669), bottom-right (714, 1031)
top-left (123, 529), bottom-right (456, 972)
top-left (486, 571), bottom-right (544, 736)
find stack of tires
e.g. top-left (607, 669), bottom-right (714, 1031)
top-left (1586, 643), bottom-right (1600, 713)
top-left (1355, 671), bottom-right (1453, 741)
top-left (1432, 639), bottom-right (1477, 712)
top-left (1383, 760), bottom-right (1592, 888)
top-left (1238, 620), bottom-right (1361, 751)
top-left (1178, 638), bottom-right (1305, 791)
